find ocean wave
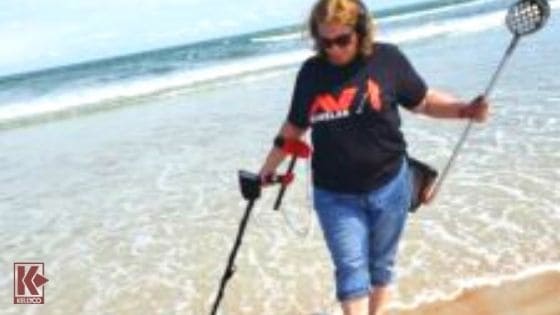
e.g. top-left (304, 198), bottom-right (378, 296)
top-left (250, 0), bottom-right (494, 44)
top-left (1, 1), bottom-right (558, 127)
top-left (0, 50), bottom-right (311, 126)
top-left (250, 32), bottom-right (307, 43)
top-left (384, 9), bottom-right (505, 43)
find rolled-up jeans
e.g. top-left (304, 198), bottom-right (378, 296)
top-left (312, 156), bottom-right (412, 302)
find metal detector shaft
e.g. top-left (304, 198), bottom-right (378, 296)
top-left (273, 156), bottom-right (297, 210)
top-left (210, 198), bottom-right (256, 315)
top-left (431, 35), bottom-right (520, 198)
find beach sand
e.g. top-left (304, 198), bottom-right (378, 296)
top-left (394, 268), bottom-right (560, 315)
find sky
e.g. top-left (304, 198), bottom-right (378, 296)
top-left (0, 0), bottom-right (423, 77)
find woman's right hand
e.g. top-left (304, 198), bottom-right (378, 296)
top-left (258, 166), bottom-right (277, 187)
top-left (258, 121), bottom-right (307, 187)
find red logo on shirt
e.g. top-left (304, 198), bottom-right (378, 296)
top-left (309, 87), bottom-right (357, 116)
top-left (367, 79), bottom-right (382, 112)
top-left (309, 78), bottom-right (382, 123)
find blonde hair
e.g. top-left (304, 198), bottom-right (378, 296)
top-left (308, 0), bottom-right (376, 58)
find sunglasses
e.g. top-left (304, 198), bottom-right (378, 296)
top-left (318, 32), bottom-right (354, 50)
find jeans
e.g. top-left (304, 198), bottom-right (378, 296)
top-left (312, 156), bottom-right (412, 301)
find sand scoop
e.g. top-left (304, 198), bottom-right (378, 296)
top-left (431, 0), bottom-right (551, 199)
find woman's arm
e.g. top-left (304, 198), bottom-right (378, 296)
top-left (258, 121), bottom-right (308, 184)
top-left (411, 88), bottom-right (489, 122)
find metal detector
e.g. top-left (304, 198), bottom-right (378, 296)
top-left (209, 138), bottom-right (311, 315)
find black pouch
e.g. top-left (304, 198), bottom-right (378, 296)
top-left (406, 156), bottom-right (438, 213)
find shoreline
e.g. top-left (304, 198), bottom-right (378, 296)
top-left (392, 264), bottom-right (560, 315)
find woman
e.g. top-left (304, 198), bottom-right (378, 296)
top-left (258, 0), bottom-right (489, 314)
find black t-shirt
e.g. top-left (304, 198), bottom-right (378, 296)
top-left (286, 42), bottom-right (428, 193)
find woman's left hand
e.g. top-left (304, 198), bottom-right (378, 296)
top-left (461, 95), bottom-right (490, 122)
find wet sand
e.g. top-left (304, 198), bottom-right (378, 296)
top-left (394, 268), bottom-right (560, 315)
